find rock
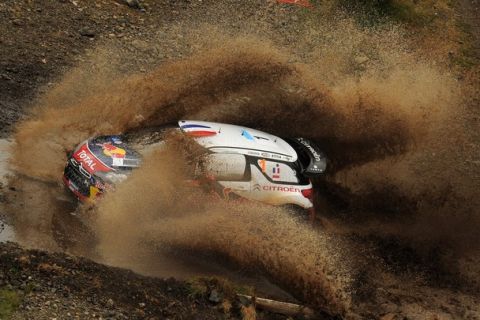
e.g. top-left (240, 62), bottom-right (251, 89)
top-left (12, 19), bottom-right (23, 27)
top-left (380, 313), bottom-right (398, 320)
top-left (79, 28), bottom-right (95, 38)
top-left (124, 0), bottom-right (142, 9)
top-left (379, 302), bottom-right (399, 315)
top-left (0, 74), bottom-right (13, 81)
top-left (131, 40), bottom-right (149, 50)
top-left (208, 289), bottom-right (222, 304)
top-left (5, 67), bottom-right (18, 73)
top-left (354, 55), bottom-right (370, 65)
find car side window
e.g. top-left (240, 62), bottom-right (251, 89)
top-left (257, 159), bottom-right (299, 184)
top-left (199, 153), bottom-right (249, 181)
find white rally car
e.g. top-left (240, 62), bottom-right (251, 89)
top-left (63, 120), bottom-right (327, 216)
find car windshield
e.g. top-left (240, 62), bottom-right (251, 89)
top-left (87, 136), bottom-right (142, 169)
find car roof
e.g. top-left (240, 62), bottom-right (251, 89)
top-left (178, 120), bottom-right (298, 162)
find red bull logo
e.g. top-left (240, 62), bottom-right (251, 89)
top-left (101, 143), bottom-right (126, 159)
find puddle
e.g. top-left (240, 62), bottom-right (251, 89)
top-left (0, 222), bottom-right (15, 243)
top-left (0, 139), bottom-right (10, 179)
top-left (0, 139), bottom-right (15, 243)
top-left (0, 139), bottom-right (297, 300)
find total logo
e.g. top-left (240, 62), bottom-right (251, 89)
top-left (253, 184), bottom-right (300, 193)
top-left (73, 144), bottom-right (111, 174)
top-left (77, 150), bottom-right (97, 171)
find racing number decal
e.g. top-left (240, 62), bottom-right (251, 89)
top-left (256, 159), bottom-right (299, 184)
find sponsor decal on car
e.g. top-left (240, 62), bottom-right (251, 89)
top-left (262, 185), bottom-right (301, 192)
top-left (258, 159), bottom-right (283, 180)
top-left (272, 163), bottom-right (281, 179)
top-left (253, 183), bottom-right (301, 193)
top-left (73, 144), bottom-right (111, 174)
top-left (100, 143), bottom-right (126, 159)
top-left (297, 138), bottom-right (322, 162)
top-left (98, 143), bottom-right (127, 166)
top-left (247, 151), bottom-right (261, 156)
top-left (241, 129), bottom-right (255, 141)
top-left (77, 150), bottom-right (97, 171)
top-left (89, 186), bottom-right (100, 198)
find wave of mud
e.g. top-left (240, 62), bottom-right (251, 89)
top-left (94, 143), bottom-right (357, 314)
top-left (5, 18), bottom-right (478, 317)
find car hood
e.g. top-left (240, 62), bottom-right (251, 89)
top-left (72, 135), bottom-right (141, 175)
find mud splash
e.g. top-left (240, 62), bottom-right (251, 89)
top-left (5, 16), bottom-right (476, 316)
top-left (92, 143), bottom-right (356, 314)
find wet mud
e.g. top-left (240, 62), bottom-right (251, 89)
top-left (3, 13), bottom-right (480, 318)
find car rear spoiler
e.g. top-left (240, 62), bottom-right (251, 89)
top-left (286, 138), bottom-right (327, 177)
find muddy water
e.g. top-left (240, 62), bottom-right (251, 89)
top-left (0, 222), bottom-right (15, 243)
top-left (0, 137), bottom-right (294, 300)
top-left (0, 139), bottom-right (15, 243)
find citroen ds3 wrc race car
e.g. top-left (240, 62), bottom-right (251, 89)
top-left (63, 120), bottom-right (327, 214)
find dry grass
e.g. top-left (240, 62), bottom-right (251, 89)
top-left (0, 288), bottom-right (22, 319)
